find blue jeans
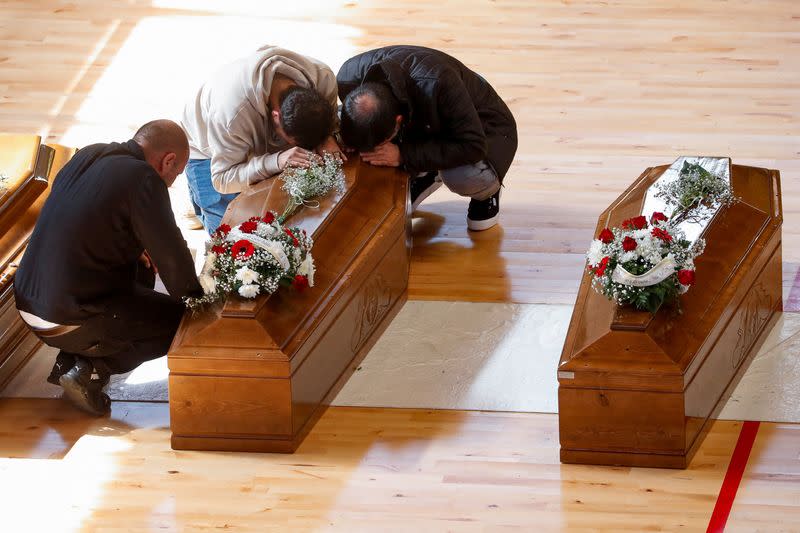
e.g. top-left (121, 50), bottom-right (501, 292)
top-left (185, 159), bottom-right (238, 234)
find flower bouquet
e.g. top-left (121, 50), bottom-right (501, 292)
top-left (585, 158), bottom-right (736, 314)
top-left (278, 152), bottom-right (345, 223)
top-left (186, 212), bottom-right (315, 309)
top-left (587, 212), bottom-right (704, 314)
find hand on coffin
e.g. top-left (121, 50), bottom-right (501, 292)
top-left (317, 135), bottom-right (347, 162)
top-left (361, 141), bottom-right (402, 167)
top-left (278, 147), bottom-right (313, 170)
top-left (139, 250), bottom-right (158, 273)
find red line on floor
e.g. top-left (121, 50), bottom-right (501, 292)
top-left (706, 420), bottom-right (760, 533)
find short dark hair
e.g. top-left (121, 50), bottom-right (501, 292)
top-left (279, 86), bottom-right (334, 149)
top-left (340, 82), bottom-right (402, 152)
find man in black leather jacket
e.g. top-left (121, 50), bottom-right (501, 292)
top-left (337, 45), bottom-right (518, 231)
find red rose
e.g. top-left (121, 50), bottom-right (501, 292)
top-left (292, 274), bottom-right (309, 291)
top-left (215, 224), bottom-right (231, 237)
top-left (621, 216), bottom-right (647, 230)
top-left (284, 228), bottom-right (300, 247)
top-left (677, 269), bottom-right (695, 286)
top-left (651, 227), bottom-right (673, 243)
top-left (240, 220), bottom-right (258, 234)
top-left (211, 245), bottom-right (226, 255)
top-left (595, 256), bottom-right (610, 277)
top-left (231, 239), bottom-right (255, 260)
top-left (650, 212), bottom-right (668, 225)
top-left (262, 212), bottom-right (275, 224)
top-left (622, 236), bottom-right (637, 251)
top-left (599, 228), bottom-right (614, 244)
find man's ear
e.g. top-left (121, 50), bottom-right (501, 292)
top-left (271, 109), bottom-right (281, 126)
top-left (162, 152), bottom-right (177, 171)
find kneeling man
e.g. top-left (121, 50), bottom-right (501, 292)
top-left (337, 45), bottom-right (518, 231)
top-left (14, 120), bottom-right (202, 415)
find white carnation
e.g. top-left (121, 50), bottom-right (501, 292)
top-left (297, 253), bottom-right (315, 287)
top-left (293, 247), bottom-right (302, 263)
top-left (587, 240), bottom-right (605, 267)
top-left (200, 252), bottom-right (216, 277)
top-left (235, 266), bottom-right (259, 285)
top-left (256, 222), bottom-right (276, 237)
top-left (238, 283), bottom-right (260, 298)
top-left (199, 274), bottom-right (216, 295)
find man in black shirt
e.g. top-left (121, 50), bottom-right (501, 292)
top-left (14, 120), bottom-right (202, 415)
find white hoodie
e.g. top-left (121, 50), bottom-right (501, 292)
top-left (181, 45), bottom-right (338, 194)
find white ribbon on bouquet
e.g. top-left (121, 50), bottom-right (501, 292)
top-left (227, 228), bottom-right (290, 271)
top-left (611, 256), bottom-right (677, 287)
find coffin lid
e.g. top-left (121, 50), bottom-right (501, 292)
top-left (559, 158), bottom-right (782, 387)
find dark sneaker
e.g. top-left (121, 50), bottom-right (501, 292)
top-left (410, 172), bottom-right (442, 211)
top-left (467, 189), bottom-right (501, 231)
top-left (59, 357), bottom-right (111, 416)
top-left (47, 351), bottom-right (77, 385)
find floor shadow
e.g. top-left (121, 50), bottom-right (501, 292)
top-left (0, 398), bottom-right (137, 459)
top-left (410, 206), bottom-right (512, 302)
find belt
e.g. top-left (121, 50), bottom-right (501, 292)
top-left (30, 323), bottom-right (81, 338)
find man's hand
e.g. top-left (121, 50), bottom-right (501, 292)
top-left (278, 147), bottom-right (313, 170)
top-left (139, 250), bottom-right (158, 273)
top-left (317, 135), bottom-right (347, 162)
top-left (361, 142), bottom-right (402, 167)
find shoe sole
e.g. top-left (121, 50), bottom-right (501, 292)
top-left (467, 188), bottom-right (501, 231)
top-left (467, 213), bottom-right (499, 231)
top-left (59, 374), bottom-right (109, 416)
top-left (411, 181), bottom-right (443, 212)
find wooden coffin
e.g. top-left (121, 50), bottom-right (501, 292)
top-left (558, 161), bottom-right (782, 468)
top-left (0, 135), bottom-right (76, 391)
top-left (168, 158), bottom-right (410, 453)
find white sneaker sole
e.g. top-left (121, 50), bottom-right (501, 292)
top-left (467, 213), bottom-right (499, 231)
top-left (467, 188), bottom-right (501, 231)
top-left (411, 181), bottom-right (443, 211)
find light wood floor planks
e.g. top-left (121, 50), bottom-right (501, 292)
top-left (2, 3), bottom-right (799, 528)
top-left (0, 398), bottom-right (745, 531)
top-left (1, 0), bottom-right (797, 304)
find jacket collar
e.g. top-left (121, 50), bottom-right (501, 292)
top-left (125, 139), bottom-right (146, 161)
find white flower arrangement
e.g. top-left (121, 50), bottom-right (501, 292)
top-left (586, 159), bottom-right (737, 314)
top-left (279, 152), bottom-right (345, 222)
top-left (185, 211), bottom-right (315, 310)
top-left (586, 213), bottom-right (704, 314)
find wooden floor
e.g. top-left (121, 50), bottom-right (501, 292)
top-left (2, 2), bottom-right (800, 530)
top-left (0, 398), bottom-right (756, 531)
top-left (1, 0), bottom-right (798, 304)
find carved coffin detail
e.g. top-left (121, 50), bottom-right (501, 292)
top-left (351, 273), bottom-right (394, 353)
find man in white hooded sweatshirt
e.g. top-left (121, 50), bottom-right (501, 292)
top-left (181, 45), bottom-right (342, 233)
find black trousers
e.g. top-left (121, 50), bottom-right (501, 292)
top-left (38, 268), bottom-right (185, 375)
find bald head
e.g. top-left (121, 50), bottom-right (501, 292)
top-left (134, 119), bottom-right (189, 158)
top-left (340, 82), bottom-right (404, 152)
top-left (133, 119), bottom-right (189, 186)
